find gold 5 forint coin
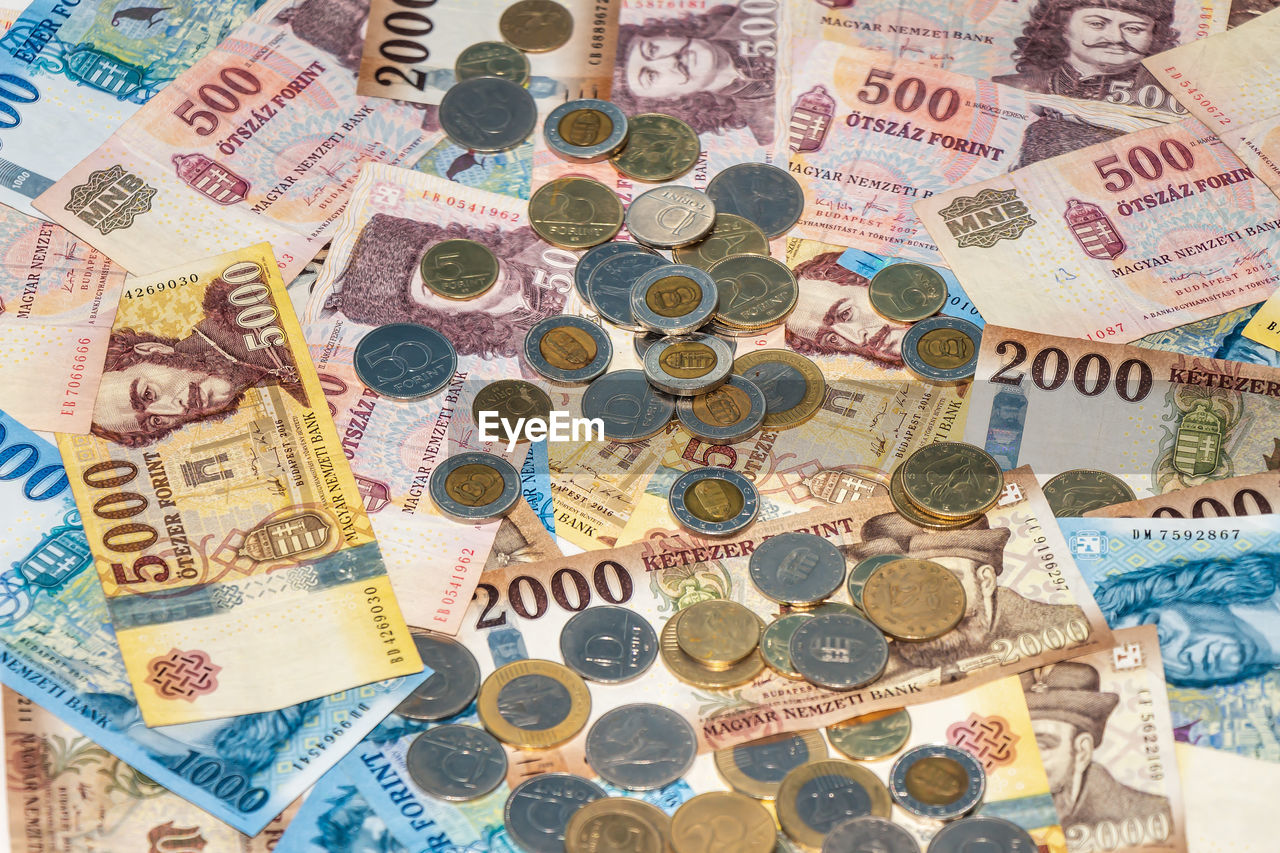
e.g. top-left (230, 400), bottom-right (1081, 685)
top-left (675, 599), bottom-right (761, 668)
top-left (660, 608), bottom-right (765, 689)
top-left (529, 177), bottom-right (624, 249)
top-left (420, 239), bottom-right (500, 300)
top-left (671, 791), bottom-right (776, 853)
top-left (899, 441), bottom-right (1004, 519)
top-left (862, 558), bottom-right (966, 641)
top-left (611, 112), bottom-right (701, 182)
top-left (499, 0), bottom-right (573, 52)
top-left (477, 659), bottom-right (591, 748)
top-left (868, 262), bottom-right (947, 323)
top-left (776, 759), bottom-right (891, 850)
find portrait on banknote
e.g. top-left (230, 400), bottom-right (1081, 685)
top-left (274, 0), bottom-right (371, 73)
top-left (783, 251), bottom-right (909, 368)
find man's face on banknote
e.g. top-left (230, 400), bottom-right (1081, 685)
top-left (93, 342), bottom-right (237, 439)
top-left (1064, 7), bottom-right (1157, 76)
top-left (785, 253), bottom-right (907, 365)
top-left (624, 36), bottom-right (734, 100)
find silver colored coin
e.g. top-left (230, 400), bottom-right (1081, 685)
top-left (428, 452), bottom-right (521, 521)
top-left (574, 241), bottom-right (653, 307)
top-left (626, 186), bottom-right (717, 249)
top-left (559, 605), bottom-right (658, 683)
top-left (706, 163), bottom-right (804, 238)
top-left (353, 323), bottom-right (457, 401)
top-left (890, 744), bottom-right (986, 820)
top-left (643, 333), bottom-right (734, 396)
top-left (789, 614), bottom-right (888, 690)
top-left (676, 375), bottom-right (767, 444)
top-left (668, 467), bottom-right (760, 537)
top-left (587, 252), bottom-right (670, 331)
top-left (395, 634), bottom-right (481, 721)
top-left (439, 76), bottom-right (537, 153)
top-left (823, 817), bottom-right (920, 853)
top-left (902, 316), bottom-right (982, 384)
top-left (523, 315), bottom-right (613, 385)
top-left (584, 704), bottom-right (697, 790)
top-left (505, 773), bottom-right (607, 853)
top-left (748, 531), bottom-right (846, 606)
top-left (580, 369), bottom-right (675, 442)
top-left (927, 817), bottom-right (1038, 853)
top-left (454, 41), bottom-right (531, 85)
top-left (405, 724), bottom-right (507, 801)
top-left (630, 263), bottom-right (719, 334)
top-left (720, 732), bottom-right (826, 794)
top-left (544, 99), bottom-right (629, 162)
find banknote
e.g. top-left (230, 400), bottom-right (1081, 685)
top-left (836, 245), bottom-right (987, 329)
top-left (274, 763), bottom-right (408, 853)
top-left (915, 117), bottom-right (1280, 342)
top-left (0, 408), bottom-right (426, 834)
top-left (1132, 303), bottom-right (1279, 365)
top-left (285, 242), bottom-right (329, 323)
top-left (1060, 515), bottom-right (1280, 762)
top-left (1177, 742), bottom-right (1280, 852)
top-left (0, 0), bottom-right (262, 216)
top-left (520, 438), bottom-right (555, 535)
top-left (32, 0), bottom-right (444, 280)
top-left (483, 498), bottom-right (562, 571)
top-left (413, 135), bottom-right (534, 200)
top-left (358, 0), bottom-right (619, 105)
top-left (3, 687), bottom-right (300, 852)
top-left (966, 325), bottom-right (1280, 495)
top-left (0, 209), bottom-right (126, 433)
top-left (1022, 626), bottom-right (1187, 853)
top-left (1087, 470), bottom-right (1280, 518)
top-left (56, 243), bottom-right (422, 725)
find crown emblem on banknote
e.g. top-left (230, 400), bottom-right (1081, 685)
top-left (1063, 198), bottom-right (1127, 260)
top-left (788, 85), bottom-right (836, 153)
top-left (936, 188), bottom-right (1036, 249)
top-left (1173, 401), bottom-right (1225, 477)
top-left (172, 154), bottom-right (250, 206)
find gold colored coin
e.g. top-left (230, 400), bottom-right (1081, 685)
top-left (660, 608), bottom-right (765, 688)
top-left (709, 255), bottom-right (798, 330)
top-left (862, 558), bottom-right (965, 641)
top-left (476, 659), bottom-right (591, 748)
top-left (732, 350), bottom-right (825, 431)
top-left (539, 324), bottom-right (599, 370)
top-left (659, 341), bottom-right (718, 378)
top-left (900, 442), bottom-right (1004, 519)
top-left (645, 274), bottom-right (705, 317)
top-left (420, 239), bottom-right (499, 300)
top-left (759, 613), bottom-right (811, 679)
top-left (867, 262), bottom-right (947, 323)
top-left (714, 730), bottom-right (828, 800)
top-left (676, 599), bottom-right (761, 668)
top-left (444, 463), bottom-right (507, 507)
top-left (685, 478), bottom-right (745, 525)
top-left (559, 108), bottom-right (615, 147)
top-left (472, 380), bottom-right (553, 443)
top-left (889, 465), bottom-right (978, 530)
top-left (905, 756), bottom-right (971, 806)
top-left (917, 327), bottom-right (975, 370)
top-left (776, 760), bottom-right (892, 850)
top-left (529, 177), bottom-right (624, 249)
top-left (499, 0), bottom-right (573, 52)
top-left (611, 113), bottom-right (701, 182)
top-left (671, 791), bottom-right (776, 853)
top-left (673, 213), bottom-right (769, 271)
top-left (565, 797), bottom-right (671, 853)
top-left (827, 708), bottom-right (912, 761)
top-left (1043, 468), bottom-right (1137, 517)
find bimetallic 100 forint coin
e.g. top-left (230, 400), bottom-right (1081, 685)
top-left (900, 442), bottom-right (1004, 519)
top-left (544, 99), bottom-right (629, 163)
top-left (862, 559), bottom-right (966, 642)
top-left (823, 817), bottom-right (921, 853)
top-left (573, 241), bottom-right (652, 308)
top-left (354, 323), bottom-right (457, 402)
top-left (478, 659), bottom-right (591, 749)
top-left (439, 76), bottom-right (537, 153)
top-left (675, 599), bottom-right (761, 669)
top-left (630, 263), bottom-right (719, 335)
top-left (660, 607), bottom-right (765, 689)
top-left (748, 531), bottom-right (846, 606)
top-left (394, 633), bottom-right (481, 721)
top-left (789, 613), bottom-right (889, 690)
top-left (523, 315), bottom-right (613, 384)
top-left (671, 792), bottom-right (776, 853)
top-left (869, 262), bottom-right (948, 323)
top-left (420, 239), bottom-right (499, 301)
top-left (713, 730), bottom-right (828, 800)
top-left (455, 41), bottom-right (530, 85)
top-left (890, 744), bottom-right (986, 820)
top-left (559, 604), bottom-right (658, 683)
top-left (529, 177), bottom-right (624, 249)
top-left (827, 708), bottom-right (913, 762)
top-left (499, 0), bottom-right (574, 52)
top-left (580, 369), bottom-right (675, 442)
top-left (588, 251), bottom-right (669, 331)
top-left (668, 467), bottom-right (759, 537)
top-left (927, 816), bottom-right (1038, 853)
top-left (902, 316), bottom-right (981, 384)
top-left (505, 773), bottom-right (607, 853)
top-left (732, 349), bottom-right (825, 430)
top-left (1043, 468), bottom-right (1137, 517)
top-left (405, 724), bottom-right (507, 801)
top-left (709, 254), bottom-right (799, 331)
top-left (564, 798), bottom-right (672, 853)
top-left (676, 375), bottom-right (766, 444)
top-left (777, 759), bottom-right (892, 850)
top-left (584, 703), bottom-right (697, 790)
top-left (626, 185), bottom-right (717, 249)
top-left (611, 113), bottom-right (701, 182)
top-left (706, 162), bottom-right (804, 238)
top-left (428, 452), bottom-right (521, 521)
top-left (643, 333), bottom-right (734, 396)
top-left (673, 213), bottom-right (769, 271)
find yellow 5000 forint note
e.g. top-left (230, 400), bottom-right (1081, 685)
top-left (57, 243), bottom-right (422, 726)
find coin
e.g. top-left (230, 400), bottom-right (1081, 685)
top-left (660, 607), bottom-right (766, 689)
top-left (902, 316), bottom-right (981, 384)
top-left (673, 213), bottom-right (769, 272)
top-left (564, 798), bottom-right (672, 853)
top-left (868, 262), bottom-right (948, 323)
top-left (455, 41), bottom-right (531, 85)
top-left (706, 163), bottom-right (804, 238)
top-left (862, 559), bottom-right (966, 642)
top-left (812, 601), bottom-right (862, 618)
top-left (559, 604), bottom-right (658, 683)
top-left (749, 531), bottom-right (846, 606)
top-left (394, 633), bottom-right (481, 721)
top-left (477, 659), bottom-right (591, 749)
top-left (472, 380), bottom-right (553, 444)
top-left (630, 264), bottom-right (718, 335)
top-left (643, 334), bottom-right (734, 396)
top-left (759, 613), bottom-right (812, 679)
top-left (900, 442), bottom-right (1004, 519)
top-left (846, 553), bottom-right (906, 612)
top-left (777, 759), bottom-right (892, 850)
top-left (827, 708), bottom-right (912, 762)
top-left (709, 255), bottom-right (799, 330)
top-left (788, 614), bottom-right (889, 690)
top-left (823, 817), bottom-right (920, 853)
top-left (926, 816), bottom-right (1038, 853)
top-left (439, 76), bottom-right (537, 153)
top-left (676, 375), bottom-right (767, 444)
top-left (405, 724), bottom-right (507, 801)
top-left (574, 241), bottom-right (652, 307)
top-left (499, 0), bottom-right (574, 52)
top-left (713, 730), bottom-right (828, 800)
top-left (529, 177), bottom-right (625, 249)
top-left (419, 239), bottom-right (500, 300)
top-left (732, 349), bottom-right (825, 430)
top-left (676, 599), bottom-right (761, 669)
top-left (580, 369), bottom-right (675, 442)
top-left (587, 251), bottom-right (669, 330)
top-left (584, 703), bottom-right (697, 790)
top-left (544, 99), bottom-right (629, 163)
top-left (1043, 469), bottom-right (1137, 517)
top-left (505, 773), bottom-right (607, 853)
top-left (668, 467), bottom-right (760, 537)
top-left (890, 744), bottom-right (986, 820)
top-left (670, 791), bottom-right (776, 853)
top-left (886, 465), bottom-right (975, 530)
top-left (610, 113), bottom-right (701, 182)
top-left (626, 186), bottom-right (717, 249)
top-left (429, 452), bottom-right (521, 521)
top-left (524, 315), bottom-right (613, 384)
top-left (353, 323), bottom-right (457, 401)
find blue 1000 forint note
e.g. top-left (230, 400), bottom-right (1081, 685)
top-left (275, 763), bottom-right (410, 853)
top-left (0, 408), bottom-right (427, 835)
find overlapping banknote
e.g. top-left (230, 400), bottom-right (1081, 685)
top-left (56, 242), bottom-right (422, 725)
top-left (0, 408), bottom-right (426, 834)
top-left (1088, 470), bottom-right (1280, 519)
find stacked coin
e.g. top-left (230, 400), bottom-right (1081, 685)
top-left (889, 441), bottom-right (1005, 529)
top-left (661, 600), bottom-right (765, 688)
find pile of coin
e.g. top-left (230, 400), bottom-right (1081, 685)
top-left (864, 261), bottom-right (983, 384)
top-left (888, 441), bottom-right (1006, 530)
